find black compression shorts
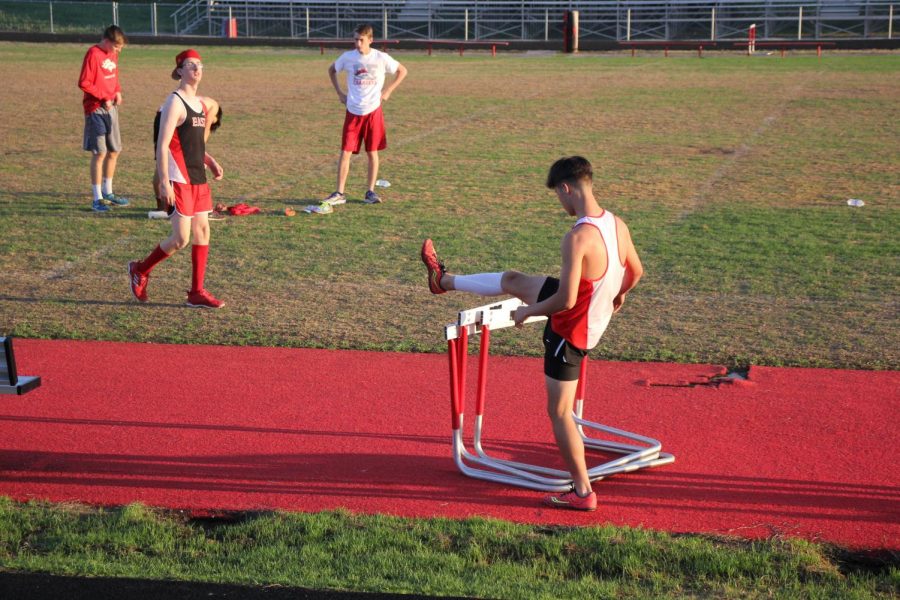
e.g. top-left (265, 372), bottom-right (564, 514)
top-left (537, 277), bottom-right (588, 382)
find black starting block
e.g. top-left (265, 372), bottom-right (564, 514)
top-left (1, 336), bottom-right (41, 395)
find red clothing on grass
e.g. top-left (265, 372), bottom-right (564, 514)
top-left (79, 44), bottom-right (121, 115)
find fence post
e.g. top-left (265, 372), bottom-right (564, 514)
top-left (711, 7), bottom-right (716, 40)
top-left (306, 7), bottom-right (309, 39)
top-left (627, 8), bottom-right (631, 41)
top-left (798, 6), bottom-right (803, 40)
top-left (890, 5), bottom-right (894, 39)
top-left (49, 2), bottom-right (54, 34)
top-left (464, 8), bottom-right (468, 41)
top-left (289, 2), bottom-right (293, 38)
top-left (521, 3), bottom-right (524, 41)
top-left (383, 8), bottom-right (387, 39)
top-left (112, 1), bottom-right (118, 26)
top-left (545, 8), bottom-right (549, 42)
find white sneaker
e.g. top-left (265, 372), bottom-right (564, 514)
top-left (303, 203), bottom-right (333, 215)
top-left (322, 191), bottom-right (346, 206)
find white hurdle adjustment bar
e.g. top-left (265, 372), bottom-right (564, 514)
top-left (445, 297), bottom-right (674, 492)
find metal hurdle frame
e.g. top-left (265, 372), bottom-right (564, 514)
top-left (445, 297), bottom-right (674, 492)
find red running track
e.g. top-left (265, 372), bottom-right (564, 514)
top-left (1, 339), bottom-right (898, 549)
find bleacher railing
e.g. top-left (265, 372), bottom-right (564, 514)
top-left (0, 0), bottom-right (895, 40)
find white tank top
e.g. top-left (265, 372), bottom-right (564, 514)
top-left (550, 211), bottom-right (626, 350)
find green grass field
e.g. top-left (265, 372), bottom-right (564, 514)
top-left (0, 43), bottom-right (898, 597)
top-left (1, 500), bottom-right (897, 599)
top-left (0, 43), bottom-right (898, 369)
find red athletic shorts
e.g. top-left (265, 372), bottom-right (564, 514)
top-left (173, 182), bottom-right (212, 217)
top-left (341, 107), bottom-right (387, 154)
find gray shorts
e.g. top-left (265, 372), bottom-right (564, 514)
top-left (83, 105), bottom-right (122, 154)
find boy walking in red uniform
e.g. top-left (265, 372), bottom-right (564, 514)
top-left (128, 49), bottom-right (225, 308)
top-left (79, 25), bottom-right (129, 212)
top-left (322, 24), bottom-right (407, 207)
top-left (421, 157), bottom-right (644, 510)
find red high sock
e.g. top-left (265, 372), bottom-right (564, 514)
top-left (137, 245), bottom-right (170, 274)
top-left (191, 244), bottom-right (209, 292)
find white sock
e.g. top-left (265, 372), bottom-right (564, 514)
top-left (92, 184), bottom-right (103, 201)
top-left (102, 178), bottom-right (113, 195)
top-left (453, 273), bottom-right (504, 296)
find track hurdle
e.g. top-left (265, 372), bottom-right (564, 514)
top-left (0, 337), bottom-right (41, 395)
top-left (445, 298), bottom-right (674, 492)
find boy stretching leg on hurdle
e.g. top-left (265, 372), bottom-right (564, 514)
top-left (421, 156), bottom-right (643, 511)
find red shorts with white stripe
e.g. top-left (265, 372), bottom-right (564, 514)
top-left (173, 182), bottom-right (212, 218)
top-left (341, 107), bottom-right (387, 154)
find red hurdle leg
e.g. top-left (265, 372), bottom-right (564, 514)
top-left (665, 46), bottom-right (669, 58)
top-left (781, 47), bottom-right (786, 58)
top-left (698, 45), bottom-right (703, 58)
top-left (575, 357), bottom-right (588, 403)
top-left (459, 45), bottom-right (464, 57)
top-left (448, 339), bottom-right (461, 430)
top-left (319, 44), bottom-right (324, 55)
top-left (457, 327), bottom-right (468, 416)
top-left (817, 44), bottom-right (822, 57)
top-left (427, 43), bottom-right (432, 56)
top-left (491, 44), bottom-right (496, 57)
top-left (475, 326), bottom-right (490, 417)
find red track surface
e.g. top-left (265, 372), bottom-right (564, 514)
top-left (2, 339), bottom-right (898, 549)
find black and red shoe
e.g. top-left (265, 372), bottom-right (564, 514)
top-left (542, 490), bottom-right (597, 511)
top-left (420, 239), bottom-right (447, 295)
top-left (186, 289), bottom-right (225, 309)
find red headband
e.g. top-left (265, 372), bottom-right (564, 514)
top-left (175, 49), bottom-right (201, 67)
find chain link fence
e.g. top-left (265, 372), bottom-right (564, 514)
top-left (0, 0), bottom-right (896, 39)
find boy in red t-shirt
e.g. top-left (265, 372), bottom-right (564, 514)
top-left (78, 26), bottom-right (129, 212)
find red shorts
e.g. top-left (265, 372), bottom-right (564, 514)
top-left (173, 182), bottom-right (212, 217)
top-left (341, 107), bottom-right (387, 154)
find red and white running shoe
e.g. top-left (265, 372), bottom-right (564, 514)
top-left (186, 289), bottom-right (225, 309)
top-left (128, 261), bottom-right (149, 302)
top-left (420, 238), bottom-right (447, 295)
top-left (542, 490), bottom-right (597, 511)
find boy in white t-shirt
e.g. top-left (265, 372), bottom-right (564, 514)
top-left (323, 24), bottom-right (408, 206)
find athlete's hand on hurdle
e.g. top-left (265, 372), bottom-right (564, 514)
top-left (513, 305), bottom-right (530, 327)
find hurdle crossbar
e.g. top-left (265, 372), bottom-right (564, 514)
top-left (444, 298), bottom-right (673, 491)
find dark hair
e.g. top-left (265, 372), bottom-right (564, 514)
top-left (355, 24), bottom-right (374, 38)
top-left (103, 25), bottom-right (127, 45)
top-left (545, 156), bottom-right (593, 189)
top-left (210, 106), bottom-right (223, 132)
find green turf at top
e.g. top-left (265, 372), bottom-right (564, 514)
top-left (0, 43), bottom-right (897, 370)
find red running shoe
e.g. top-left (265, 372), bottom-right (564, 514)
top-left (186, 289), bottom-right (225, 309)
top-left (420, 239), bottom-right (447, 295)
top-left (542, 490), bottom-right (597, 511)
top-left (128, 261), bottom-right (149, 302)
